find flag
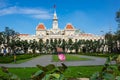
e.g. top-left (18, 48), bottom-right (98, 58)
top-left (54, 4), bottom-right (56, 9)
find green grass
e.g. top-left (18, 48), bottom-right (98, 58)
top-left (64, 66), bottom-right (102, 78)
top-left (0, 67), bottom-right (39, 80)
top-left (10, 55), bottom-right (42, 64)
top-left (79, 53), bottom-right (119, 57)
top-left (0, 66), bottom-right (103, 79)
top-left (0, 54), bottom-right (41, 63)
top-left (52, 55), bottom-right (92, 62)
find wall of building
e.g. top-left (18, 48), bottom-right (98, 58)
top-left (36, 30), bottom-right (46, 36)
top-left (64, 30), bottom-right (75, 35)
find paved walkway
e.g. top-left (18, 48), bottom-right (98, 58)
top-left (0, 55), bottom-right (114, 67)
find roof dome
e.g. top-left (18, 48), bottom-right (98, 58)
top-left (65, 23), bottom-right (74, 30)
top-left (36, 23), bottom-right (46, 30)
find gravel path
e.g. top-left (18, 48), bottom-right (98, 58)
top-left (0, 55), bottom-right (109, 67)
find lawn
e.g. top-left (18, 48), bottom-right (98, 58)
top-left (10, 56), bottom-right (40, 64)
top-left (79, 53), bottom-right (119, 57)
top-left (0, 54), bottom-right (41, 63)
top-left (52, 54), bottom-right (92, 62)
top-left (64, 66), bottom-right (102, 78)
top-left (0, 66), bottom-right (103, 79)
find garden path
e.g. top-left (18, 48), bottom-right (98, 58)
top-left (0, 55), bottom-right (114, 67)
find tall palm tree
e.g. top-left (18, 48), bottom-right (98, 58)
top-left (77, 39), bottom-right (82, 53)
top-left (0, 32), bottom-right (3, 53)
top-left (45, 39), bottom-right (50, 54)
top-left (61, 39), bottom-right (66, 53)
top-left (3, 27), bottom-right (19, 45)
top-left (67, 39), bottom-right (73, 53)
top-left (1, 27), bottom-right (19, 55)
top-left (38, 39), bottom-right (44, 53)
top-left (92, 40), bottom-right (98, 53)
top-left (8, 39), bottom-right (16, 54)
top-left (73, 40), bottom-right (79, 54)
top-left (58, 39), bottom-right (61, 47)
top-left (53, 39), bottom-right (58, 53)
top-left (29, 39), bottom-right (38, 54)
top-left (87, 40), bottom-right (93, 53)
top-left (21, 40), bottom-right (29, 53)
top-left (115, 28), bottom-right (120, 53)
top-left (50, 39), bottom-right (54, 54)
top-left (81, 40), bottom-right (86, 53)
top-left (0, 32), bottom-right (4, 46)
top-left (15, 39), bottom-right (22, 48)
top-left (105, 32), bottom-right (114, 53)
top-left (115, 9), bottom-right (120, 53)
top-left (99, 39), bottom-right (105, 53)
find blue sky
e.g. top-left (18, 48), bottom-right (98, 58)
top-left (0, 0), bottom-right (120, 35)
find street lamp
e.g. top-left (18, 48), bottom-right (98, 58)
top-left (116, 9), bottom-right (120, 28)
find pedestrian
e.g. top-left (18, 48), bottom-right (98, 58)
top-left (3, 48), bottom-right (6, 56)
top-left (14, 51), bottom-right (16, 63)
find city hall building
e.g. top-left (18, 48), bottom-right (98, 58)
top-left (19, 9), bottom-right (104, 42)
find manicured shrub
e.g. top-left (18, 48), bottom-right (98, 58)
top-left (0, 54), bottom-right (40, 63)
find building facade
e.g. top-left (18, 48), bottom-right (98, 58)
top-left (19, 9), bottom-right (104, 42)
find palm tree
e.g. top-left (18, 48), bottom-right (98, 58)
top-left (38, 39), bottom-right (44, 53)
top-left (99, 39), bottom-right (105, 53)
top-left (14, 39), bottom-right (23, 53)
top-left (115, 28), bottom-right (120, 53)
top-left (73, 40), bottom-right (79, 54)
top-left (0, 32), bottom-right (4, 46)
top-left (21, 40), bottom-right (29, 53)
top-left (61, 39), bottom-right (66, 53)
top-left (1, 27), bottom-right (19, 55)
top-left (29, 39), bottom-right (38, 54)
top-left (81, 40), bottom-right (86, 53)
top-left (53, 39), bottom-right (58, 53)
top-left (92, 40), bottom-right (98, 53)
top-left (86, 40), bottom-right (93, 53)
top-left (67, 39), bottom-right (73, 53)
top-left (77, 39), bottom-right (82, 53)
top-left (15, 39), bottom-right (22, 48)
top-left (97, 39), bottom-right (105, 53)
top-left (50, 39), bottom-right (54, 54)
top-left (58, 39), bottom-right (61, 47)
top-left (45, 39), bottom-right (50, 54)
top-left (0, 32), bottom-right (3, 53)
top-left (105, 32), bottom-right (114, 53)
top-left (49, 39), bottom-right (58, 54)
top-left (3, 27), bottom-right (19, 45)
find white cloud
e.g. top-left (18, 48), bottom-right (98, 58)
top-left (0, 6), bottom-right (52, 19)
top-left (32, 14), bottom-right (52, 19)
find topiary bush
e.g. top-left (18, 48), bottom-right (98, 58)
top-left (0, 54), bottom-right (40, 63)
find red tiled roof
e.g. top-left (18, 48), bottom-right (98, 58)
top-left (79, 34), bottom-right (93, 37)
top-left (18, 34), bottom-right (29, 36)
top-left (36, 23), bottom-right (45, 30)
top-left (66, 24), bottom-right (74, 30)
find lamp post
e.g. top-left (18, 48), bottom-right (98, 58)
top-left (116, 9), bottom-right (120, 29)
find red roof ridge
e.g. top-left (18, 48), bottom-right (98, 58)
top-left (36, 23), bottom-right (46, 30)
top-left (65, 23), bottom-right (74, 30)
top-left (18, 34), bottom-right (29, 36)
